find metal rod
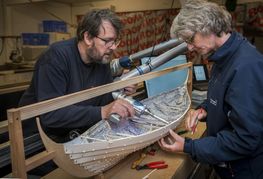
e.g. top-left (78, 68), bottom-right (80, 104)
top-left (120, 42), bottom-right (187, 80)
top-left (148, 111), bottom-right (169, 124)
top-left (129, 39), bottom-right (183, 61)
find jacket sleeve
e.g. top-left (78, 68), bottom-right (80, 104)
top-left (184, 60), bottom-right (263, 164)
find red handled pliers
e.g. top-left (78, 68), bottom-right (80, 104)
top-left (136, 161), bottom-right (168, 170)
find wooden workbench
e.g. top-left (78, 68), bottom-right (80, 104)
top-left (42, 121), bottom-right (206, 179)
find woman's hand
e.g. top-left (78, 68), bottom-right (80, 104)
top-left (158, 129), bottom-right (185, 152)
top-left (185, 108), bottom-right (206, 133)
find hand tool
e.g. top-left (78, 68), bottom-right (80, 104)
top-left (136, 161), bottom-right (168, 170)
top-left (131, 153), bottom-right (147, 169)
top-left (110, 92), bottom-right (169, 124)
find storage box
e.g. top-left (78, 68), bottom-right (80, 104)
top-left (22, 45), bottom-right (48, 61)
top-left (43, 20), bottom-right (67, 33)
top-left (22, 33), bottom-right (49, 46)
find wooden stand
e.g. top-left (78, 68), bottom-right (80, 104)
top-left (5, 62), bottom-right (193, 179)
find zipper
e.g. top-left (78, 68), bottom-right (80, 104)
top-left (228, 163), bottom-right (235, 178)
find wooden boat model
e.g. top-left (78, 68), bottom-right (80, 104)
top-left (7, 40), bottom-right (193, 178)
top-left (37, 83), bottom-right (191, 177)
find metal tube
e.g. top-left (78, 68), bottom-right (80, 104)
top-left (120, 42), bottom-right (187, 80)
top-left (129, 39), bottom-right (183, 61)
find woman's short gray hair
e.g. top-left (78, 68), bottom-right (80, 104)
top-left (171, 0), bottom-right (232, 40)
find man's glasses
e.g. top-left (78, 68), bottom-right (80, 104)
top-left (96, 36), bottom-right (121, 48)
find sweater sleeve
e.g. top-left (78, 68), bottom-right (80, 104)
top-left (184, 60), bottom-right (263, 164)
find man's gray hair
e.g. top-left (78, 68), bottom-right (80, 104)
top-left (171, 0), bottom-right (232, 40)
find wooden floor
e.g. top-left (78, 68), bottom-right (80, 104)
top-left (42, 121), bottom-right (207, 179)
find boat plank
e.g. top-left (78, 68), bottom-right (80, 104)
top-left (101, 122), bottom-right (206, 179)
top-left (43, 121), bottom-right (206, 179)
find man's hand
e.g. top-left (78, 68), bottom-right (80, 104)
top-left (158, 129), bottom-right (185, 152)
top-left (101, 99), bottom-right (135, 120)
top-left (123, 84), bottom-right (137, 95)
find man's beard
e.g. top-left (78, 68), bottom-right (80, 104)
top-left (86, 45), bottom-right (113, 64)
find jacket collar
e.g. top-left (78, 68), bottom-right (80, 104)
top-left (209, 32), bottom-right (244, 67)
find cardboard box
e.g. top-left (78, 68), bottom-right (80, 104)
top-left (22, 45), bottom-right (47, 61)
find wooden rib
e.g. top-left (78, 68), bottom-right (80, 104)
top-left (8, 62), bottom-right (192, 121)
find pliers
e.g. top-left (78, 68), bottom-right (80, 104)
top-left (136, 161), bottom-right (168, 170)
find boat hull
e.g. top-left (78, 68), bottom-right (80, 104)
top-left (58, 84), bottom-right (191, 177)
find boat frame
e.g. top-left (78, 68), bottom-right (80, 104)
top-left (7, 62), bottom-right (193, 178)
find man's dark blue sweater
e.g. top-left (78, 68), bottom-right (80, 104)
top-left (19, 38), bottom-right (114, 142)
